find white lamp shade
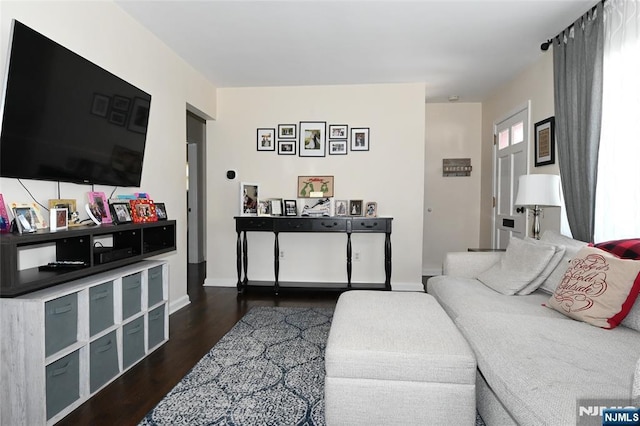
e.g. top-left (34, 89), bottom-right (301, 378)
top-left (515, 174), bottom-right (562, 207)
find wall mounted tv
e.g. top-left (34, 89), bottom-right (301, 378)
top-left (0, 20), bottom-right (151, 187)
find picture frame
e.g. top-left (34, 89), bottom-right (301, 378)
top-left (278, 140), bottom-right (296, 155)
top-left (0, 194), bottom-right (9, 233)
top-left (87, 191), bottom-right (113, 224)
top-left (48, 199), bottom-right (77, 221)
top-left (284, 199), bottom-right (298, 216)
top-left (240, 182), bottom-right (259, 216)
top-left (257, 200), bottom-right (270, 216)
top-left (91, 93), bottom-right (110, 117)
top-left (155, 202), bottom-right (168, 220)
top-left (329, 124), bottom-right (348, 139)
top-left (49, 208), bottom-right (68, 231)
top-left (534, 116), bottom-right (555, 167)
top-left (328, 140), bottom-right (348, 155)
top-left (129, 199), bottom-right (158, 223)
top-left (351, 128), bottom-right (370, 151)
top-left (349, 200), bottom-right (363, 216)
top-left (365, 201), bottom-right (378, 217)
top-left (335, 200), bottom-right (348, 216)
top-left (257, 128), bottom-right (276, 151)
top-left (299, 121), bottom-right (327, 157)
top-left (128, 97), bottom-right (150, 134)
top-left (278, 124), bottom-right (297, 139)
top-left (269, 198), bottom-right (283, 216)
top-left (109, 201), bottom-right (133, 224)
top-left (297, 176), bottom-right (334, 198)
top-left (10, 203), bottom-right (44, 233)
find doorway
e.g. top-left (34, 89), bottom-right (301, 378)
top-left (492, 104), bottom-right (530, 249)
top-left (186, 112), bottom-right (207, 269)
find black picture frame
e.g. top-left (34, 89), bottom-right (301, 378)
top-left (534, 117), bottom-right (555, 167)
top-left (299, 121), bottom-right (327, 157)
top-left (328, 140), bottom-right (348, 155)
top-left (109, 202), bottom-right (133, 224)
top-left (257, 128), bottom-right (276, 151)
top-left (278, 140), bottom-right (296, 155)
top-left (329, 124), bottom-right (348, 139)
top-left (284, 199), bottom-right (298, 216)
top-left (350, 128), bottom-right (370, 151)
top-left (278, 124), bottom-right (297, 139)
top-left (155, 203), bottom-right (168, 220)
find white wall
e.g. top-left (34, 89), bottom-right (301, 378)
top-left (0, 1), bottom-right (217, 311)
top-left (423, 103), bottom-right (482, 275)
top-left (480, 51), bottom-right (562, 247)
top-left (206, 83), bottom-right (426, 291)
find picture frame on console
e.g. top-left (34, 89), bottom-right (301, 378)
top-left (297, 176), bottom-right (334, 198)
top-left (269, 199), bottom-right (283, 216)
top-left (109, 201), bottom-right (133, 224)
top-left (335, 200), bottom-right (348, 216)
top-left (240, 182), bottom-right (259, 216)
top-left (130, 199), bottom-right (157, 223)
top-left (87, 192), bottom-right (112, 224)
top-left (365, 201), bottom-right (378, 217)
top-left (49, 208), bottom-right (68, 231)
top-left (349, 200), bottom-right (363, 216)
top-left (0, 194), bottom-right (9, 233)
top-left (155, 203), bottom-right (168, 220)
top-left (48, 199), bottom-right (76, 222)
top-left (10, 202), bottom-right (45, 231)
top-left (284, 200), bottom-right (298, 216)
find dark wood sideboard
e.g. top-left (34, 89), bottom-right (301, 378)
top-left (234, 216), bottom-right (393, 294)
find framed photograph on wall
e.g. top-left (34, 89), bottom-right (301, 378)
top-left (534, 116), bottom-right (555, 167)
top-left (299, 121), bottom-right (326, 157)
top-left (240, 182), bottom-right (259, 216)
top-left (329, 124), bottom-right (348, 139)
top-left (284, 199), bottom-right (298, 216)
top-left (278, 124), bottom-right (296, 139)
top-left (297, 176), bottom-right (334, 198)
top-left (257, 128), bottom-right (275, 151)
top-left (348, 200), bottom-right (363, 216)
top-left (351, 128), bottom-right (370, 151)
top-left (87, 191), bottom-right (112, 224)
top-left (278, 140), bottom-right (296, 155)
top-left (328, 140), bottom-right (348, 155)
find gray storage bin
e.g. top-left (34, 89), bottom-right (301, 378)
top-left (45, 293), bottom-right (78, 357)
top-left (46, 350), bottom-right (80, 420)
top-left (122, 317), bottom-right (145, 369)
top-left (147, 265), bottom-right (164, 306)
top-left (122, 272), bottom-right (142, 320)
top-left (89, 281), bottom-right (114, 336)
top-left (89, 330), bottom-right (119, 392)
top-left (148, 304), bottom-right (166, 349)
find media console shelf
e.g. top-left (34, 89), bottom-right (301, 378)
top-left (0, 221), bottom-right (176, 297)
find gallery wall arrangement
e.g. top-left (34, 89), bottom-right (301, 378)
top-left (256, 122), bottom-right (370, 157)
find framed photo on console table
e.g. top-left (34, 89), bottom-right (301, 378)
top-left (240, 182), bottom-right (259, 216)
top-left (129, 199), bottom-right (157, 223)
top-left (110, 201), bottom-right (133, 224)
top-left (87, 192), bottom-right (112, 224)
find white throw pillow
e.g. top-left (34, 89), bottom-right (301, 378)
top-left (477, 237), bottom-right (556, 295)
top-left (539, 230), bottom-right (588, 294)
top-left (517, 239), bottom-right (566, 295)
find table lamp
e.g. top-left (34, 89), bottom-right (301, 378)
top-left (514, 174), bottom-right (561, 239)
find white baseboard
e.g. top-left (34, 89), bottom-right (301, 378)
top-left (391, 282), bottom-right (424, 292)
top-left (422, 267), bottom-right (442, 277)
top-left (169, 294), bottom-right (190, 314)
top-left (204, 277), bottom-right (237, 287)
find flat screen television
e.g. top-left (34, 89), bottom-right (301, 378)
top-left (0, 20), bottom-right (151, 187)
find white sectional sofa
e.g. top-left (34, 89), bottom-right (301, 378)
top-left (427, 231), bottom-right (640, 425)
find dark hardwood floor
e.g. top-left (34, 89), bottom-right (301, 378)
top-left (58, 263), bottom-right (340, 426)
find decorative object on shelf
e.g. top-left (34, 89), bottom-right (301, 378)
top-left (350, 127), bottom-right (370, 151)
top-left (49, 208), bottom-right (68, 231)
top-left (299, 121), bottom-right (327, 157)
top-left (135, 192), bottom-right (150, 199)
top-left (335, 200), bottom-right (348, 216)
top-left (85, 203), bottom-right (102, 225)
top-left (257, 200), bottom-right (270, 216)
top-left (155, 203), bottom-right (168, 220)
top-left (349, 200), bottom-right (363, 216)
top-left (48, 199), bottom-right (77, 225)
top-left (301, 198), bottom-right (332, 217)
top-left (269, 198), bottom-right (283, 216)
top-left (257, 128), bottom-right (275, 151)
top-left (515, 174), bottom-right (562, 239)
top-left (365, 201), bottom-right (378, 217)
top-left (240, 182), bottom-right (259, 216)
top-left (534, 116), bottom-right (555, 167)
top-left (278, 124), bottom-right (296, 139)
top-left (329, 124), bottom-right (348, 139)
top-left (0, 194), bottom-right (10, 233)
top-left (329, 140), bottom-right (348, 155)
top-left (443, 158), bottom-right (472, 177)
top-left (277, 140), bottom-right (296, 155)
top-left (87, 192), bottom-right (112, 224)
top-left (10, 202), bottom-right (45, 232)
top-left (109, 201), bottom-right (133, 224)
top-left (298, 175), bottom-right (334, 198)
top-left (130, 199), bottom-right (158, 223)
top-left (284, 199), bottom-right (298, 216)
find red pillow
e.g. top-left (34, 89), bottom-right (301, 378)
top-left (593, 239), bottom-right (640, 260)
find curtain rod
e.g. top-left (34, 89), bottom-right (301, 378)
top-left (540, 0), bottom-right (604, 51)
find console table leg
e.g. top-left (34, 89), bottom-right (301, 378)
top-left (274, 232), bottom-right (280, 295)
top-left (242, 231), bottom-right (249, 289)
top-left (236, 231), bottom-right (243, 292)
top-left (346, 233), bottom-right (352, 289)
top-left (385, 232), bottom-right (392, 290)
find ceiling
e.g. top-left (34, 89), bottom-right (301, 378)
top-left (115, 0), bottom-right (596, 103)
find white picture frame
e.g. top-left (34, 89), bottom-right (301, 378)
top-left (240, 182), bottom-right (259, 216)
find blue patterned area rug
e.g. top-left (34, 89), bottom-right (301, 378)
top-left (140, 306), bottom-right (486, 426)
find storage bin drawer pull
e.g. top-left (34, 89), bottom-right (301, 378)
top-left (150, 312), bottom-right (162, 320)
top-left (96, 340), bottom-right (113, 353)
top-left (51, 361), bottom-right (71, 376)
top-left (124, 281), bottom-right (141, 290)
top-left (53, 304), bottom-right (73, 315)
top-left (91, 291), bottom-right (109, 301)
top-left (126, 325), bottom-right (142, 335)
top-left (150, 271), bottom-right (161, 279)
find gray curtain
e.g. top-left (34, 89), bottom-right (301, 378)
top-left (553, 2), bottom-right (604, 243)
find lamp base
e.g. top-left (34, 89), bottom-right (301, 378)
top-left (532, 205), bottom-right (542, 239)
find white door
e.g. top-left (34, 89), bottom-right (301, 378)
top-left (493, 107), bottom-right (529, 249)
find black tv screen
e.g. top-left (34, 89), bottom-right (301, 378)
top-left (0, 20), bottom-right (151, 187)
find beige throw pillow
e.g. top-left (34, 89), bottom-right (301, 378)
top-left (517, 239), bottom-right (566, 295)
top-left (539, 230), bottom-right (588, 294)
top-left (546, 246), bottom-right (640, 329)
top-left (477, 237), bottom-right (556, 295)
